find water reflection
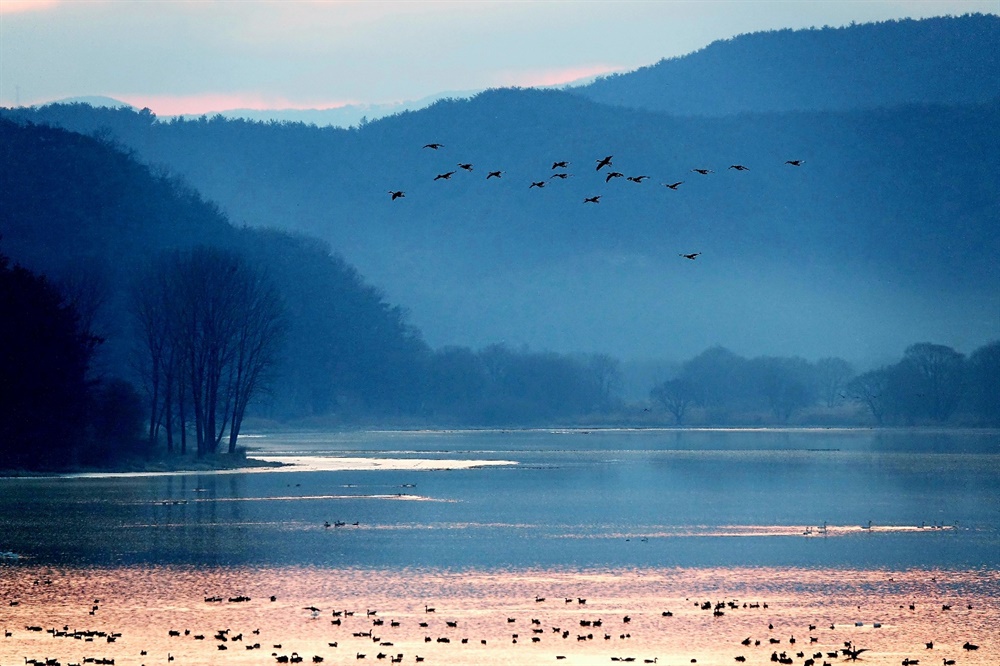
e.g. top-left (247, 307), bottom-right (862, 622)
top-left (0, 565), bottom-right (996, 666)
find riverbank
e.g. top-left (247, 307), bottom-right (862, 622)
top-left (0, 449), bottom-right (286, 478)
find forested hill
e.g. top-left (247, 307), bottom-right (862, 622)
top-left (3, 15), bottom-right (997, 362)
top-left (571, 14), bottom-right (1000, 115)
top-left (0, 118), bottom-right (429, 418)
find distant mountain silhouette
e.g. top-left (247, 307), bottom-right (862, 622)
top-left (50, 95), bottom-right (135, 110)
top-left (3, 15), bottom-right (997, 362)
top-left (571, 14), bottom-right (1000, 115)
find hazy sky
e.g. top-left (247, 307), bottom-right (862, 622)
top-left (2, 0), bottom-right (996, 115)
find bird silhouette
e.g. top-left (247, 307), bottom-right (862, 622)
top-left (627, 175), bottom-right (649, 183)
top-left (423, 143), bottom-right (444, 149)
top-left (458, 163), bottom-right (473, 171)
top-left (584, 196), bottom-right (601, 204)
top-left (785, 160), bottom-right (804, 166)
top-left (692, 168), bottom-right (713, 175)
top-left (664, 181), bottom-right (683, 190)
top-left (550, 173), bottom-right (571, 180)
top-left (388, 191), bottom-right (405, 200)
top-left (529, 181), bottom-right (546, 189)
top-left (729, 164), bottom-right (749, 171)
top-left (487, 171), bottom-right (504, 179)
top-left (680, 253), bottom-right (701, 260)
top-left (552, 161), bottom-right (570, 169)
top-left (605, 171), bottom-right (624, 183)
top-left (434, 171), bottom-right (456, 181)
top-left (596, 155), bottom-right (613, 171)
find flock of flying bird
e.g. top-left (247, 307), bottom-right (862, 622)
top-left (386, 143), bottom-right (806, 260)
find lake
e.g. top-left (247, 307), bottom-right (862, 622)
top-left (1, 428), bottom-right (997, 666)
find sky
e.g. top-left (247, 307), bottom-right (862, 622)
top-left (2, 0), bottom-right (997, 116)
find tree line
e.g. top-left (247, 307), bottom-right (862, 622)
top-left (649, 342), bottom-right (999, 426)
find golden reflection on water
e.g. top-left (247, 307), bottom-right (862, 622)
top-left (0, 566), bottom-right (996, 666)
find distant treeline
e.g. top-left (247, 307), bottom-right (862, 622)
top-left (649, 343), bottom-right (1000, 427)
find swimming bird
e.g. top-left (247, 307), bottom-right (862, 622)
top-left (680, 253), bottom-right (701, 260)
top-left (664, 181), bottom-right (683, 190)
top-left (387, 191), bottom-right (404, 201)
top-left (434, 171), bottom-right (456, 181)
top-left (596, 156), bottom-right (613, 171)
top-left (423, 143), bottom-right (443, 150)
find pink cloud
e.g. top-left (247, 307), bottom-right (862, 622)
top-left (0, 0), bottom-right (59, 13)
top-left (115, 93), bottom-right (361, 117)
top-left (494, 64), bottom-right (627, 89)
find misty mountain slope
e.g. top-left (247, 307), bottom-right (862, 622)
top-left (572, 14), bottom-right (1000, 115)
top-left (3, 52), bottom-right (997, 360)
top-left (0, 119), bottom-right (432, 416)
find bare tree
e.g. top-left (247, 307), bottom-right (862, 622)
top-left (814, 357), bottom-right (854, 408)
top-left (131, 247), bottom-right (284, 456)
top-left (650, 378), bottom-right (699, 425)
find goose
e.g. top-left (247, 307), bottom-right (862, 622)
top-left (680, 252), bottom-right (701, 260)
top-left (552, 161), bottom-right (569, 169)
top-left (729, 164), bottom-right (749, 171)
top-left (457, 163), bottom-right (473, 171)
top-left (423, 143), bottom-right (443, 150)
top-left (664, 181), bottom-right (683, 190)
top-left (487, 171), bottom-right (503, 179)
top-left (529, 181), bottom-right (546, 189)
top-left (387, 191), bottom-right (404, 201)
top-left (596, 156), bottom-right (613, 171)
top-left (605, 171), bottom-right (624, 182)
top-left (434, 171), bottom-right (456, 181)
top-left (584, 196), bottom-right (601, 204)
top-left (785, 160), bottom-right (804, 166)
top-left (692, 168), bottom-right (713, 175)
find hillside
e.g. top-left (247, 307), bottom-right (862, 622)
top-left (4, 15), bottom-right (997, 363)
top-left (0, 118), bottom-right (430, 418)
top-left (571, 14), bottom-right (1000, 115)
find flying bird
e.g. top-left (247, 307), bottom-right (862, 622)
top-left (458, 163), bottom-right (474, 171)
top-left (423, 143), bottom-right (444, 149)
top-left (584, 196), bottom-right (601, 204)
top-left (388, 190), bottom-right (405, 200)
top-left (784, 160), bottom-right (804, 166)
top-left (680, 252), bottom-right (701, 260)
top-left (550, 173), bottom-right (571, 179)
top-left (434, 171), bottom-right (456, 181)
top-left (664, 181), bottom-right (683, 190)
top-left (487, 170), bottom-right (504, 179)
top-left (605, 171), bottom-right (624, 183)
top-left (729, 164), bottom-right (749, 171)
top-left (596, 155), bottom-right (613, 171)
top-left (529, 181), bottom-right (546, 189)
top-left (627, 175), bottom-right (650, 183)
top-left (692, 168), bottom-right (713, 175)
top-left (552, 161), bottom-right (570, 169)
